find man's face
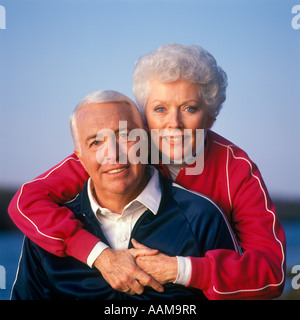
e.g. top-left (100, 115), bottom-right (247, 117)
top-left (74, 102), bottom-right (147, 201)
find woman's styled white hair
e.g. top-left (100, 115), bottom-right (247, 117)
top-left (70, 90), bottom-right (140, 153)
top-left (133, 43), bottom-right (228, 120)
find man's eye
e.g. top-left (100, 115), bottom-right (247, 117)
top-left (119, 133), bottom-right (128, 138)
top-left (90, 141), bottom-right (100, 147)
top-left (118, 132), bottom-right (129, 141)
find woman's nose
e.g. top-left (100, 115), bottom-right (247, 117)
top-left (167, 109), bottom-right (183, 129)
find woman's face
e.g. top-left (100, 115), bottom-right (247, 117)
top-left (145, 80), bottom-right (214, 163)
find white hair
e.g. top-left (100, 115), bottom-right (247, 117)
top-left (70, 90), bottom-right (140, 153)
top-left (133, 43), bottom-right (228, 120)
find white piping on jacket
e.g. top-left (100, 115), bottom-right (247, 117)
top-left (212, 140), bottom-right (285, 295)
top-left (172, 182), bottom-right (241, 255)
top-left (16, 156), bottom-right (82, 242)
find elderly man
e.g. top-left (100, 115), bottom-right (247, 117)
top-left (11, 90), bottom-right (237, 300)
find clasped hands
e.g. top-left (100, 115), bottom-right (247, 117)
top-left (93, 238), bottom-right (178, 295)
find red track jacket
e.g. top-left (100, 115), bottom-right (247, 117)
top-left (8, 130), bottom-right (286, 299)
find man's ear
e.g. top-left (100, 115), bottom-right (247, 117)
top-left (74, 149), bottom-right (86, 171)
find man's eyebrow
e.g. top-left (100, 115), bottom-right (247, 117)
top-left (85, 134), bottom-right (97, 144)
top-left (85, 127), bottom-right (130, 144)
top-left (117, 127), bottom-right (130, 133)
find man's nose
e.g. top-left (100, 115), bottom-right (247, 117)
top-left (96, 137), bottom-right (118, 165)
top-left (105, 138), bottom-right (119, 161)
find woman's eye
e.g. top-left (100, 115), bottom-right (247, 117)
top-left (185, 106), bottom-right (197, 113)
top-left (154, 106), bottom-right (166, 113)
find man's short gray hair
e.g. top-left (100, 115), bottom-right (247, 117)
top-left (70, 90), bottom-right (140, 153)
top-left (133, 43), bottom-right (228, 120)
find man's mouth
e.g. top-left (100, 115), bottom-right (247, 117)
top-left (105, 166), bottom-right (130, 174)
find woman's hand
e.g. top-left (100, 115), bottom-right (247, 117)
top-left (132, 239), bottom-right (178, 285)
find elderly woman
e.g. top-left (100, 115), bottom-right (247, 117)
top-left (8, 44), bottom-right (285, 300)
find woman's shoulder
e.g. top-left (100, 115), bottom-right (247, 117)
top-left (207, 130), bottom-right (250, 159)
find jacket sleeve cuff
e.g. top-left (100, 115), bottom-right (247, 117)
top-left (186, 256), bottom-right (211, 290)
top-left (64, 228), bottom-right (101, 264)
top-left (174, 256), bottom-right (192, 285)
top-left (86, 241), bottom-right (110, 268)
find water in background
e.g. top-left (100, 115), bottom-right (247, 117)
top-left (0, 221), bottom-right (299, 300)
top-left (0, 232), bottom-right (23, 300)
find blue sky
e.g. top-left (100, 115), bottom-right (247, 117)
top-left (0, 0), bottom-right (299, 199)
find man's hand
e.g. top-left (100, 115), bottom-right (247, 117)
top-left (132, 239), bottom-right (178, 285)
top-left (93, 246), bottom-right (164, 295)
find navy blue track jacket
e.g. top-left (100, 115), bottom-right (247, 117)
top-left (11, 174), bottom-right (237, 300)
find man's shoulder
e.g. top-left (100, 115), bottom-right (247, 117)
top-left (170, 181), bottom-right (223, 216)
top-left (64, 180), bottom-right (89, 215)
top-left (64, 193), bottom-right (82, 213)
top-left (169, 181), bottom-right (239, 252)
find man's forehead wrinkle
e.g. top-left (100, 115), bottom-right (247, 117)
top-left (75, 103), bottom-right (145, 143)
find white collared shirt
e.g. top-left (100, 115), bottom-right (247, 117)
top-left (86, 166), bottom-right (191, 285)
